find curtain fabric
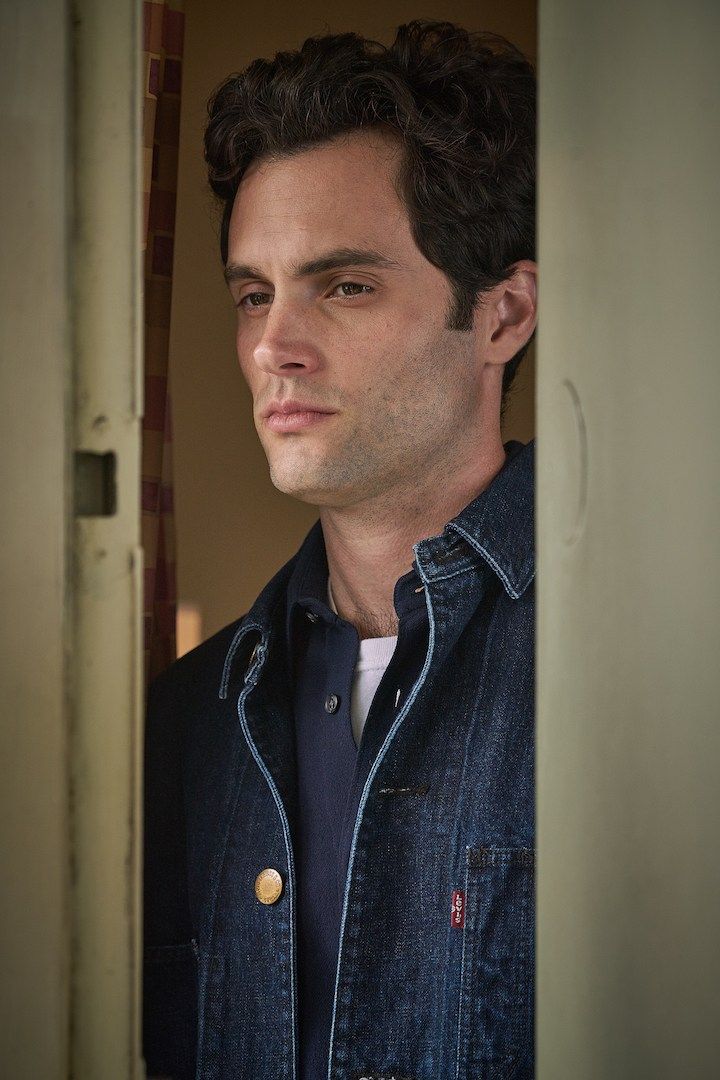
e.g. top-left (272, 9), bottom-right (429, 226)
top-left (142, 0), bottom-right (184, 682)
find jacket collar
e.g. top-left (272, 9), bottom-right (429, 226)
top-left (413, 437), bottom-right (535, 599)
top-left (283, 437), bottom-right (534, 619)
top-left (218, 438), bottom-right (534, 698)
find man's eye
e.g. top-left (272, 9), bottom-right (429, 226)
top-left (238, 291), bottom-right (272, 309)
top-left (332, 282), bottom-right (374, 298)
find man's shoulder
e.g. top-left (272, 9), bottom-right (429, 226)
top-left (146, 530), bottom-right (310, 711)
top-left (146, 613), bottom-right (248, 710)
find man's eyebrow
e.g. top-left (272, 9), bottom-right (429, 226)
top-left (293, 248), bottom-right (404, 277)
top-left (223, 247), bottom-right (404, 285)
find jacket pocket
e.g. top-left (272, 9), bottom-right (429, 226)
top-left (455, 847), bottom-right (534, 1080)
top-left (143, 940), bottom-right (199, 1080)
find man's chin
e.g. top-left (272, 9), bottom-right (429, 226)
top-left (268, 463), bottom-right (330, 503)
top-left (267, 462), bottom-right (358, 507)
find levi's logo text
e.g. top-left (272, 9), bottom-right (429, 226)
top-left (450, 889), bottom-right (465, 928)
top-left (354, 1074), bottom-right (415, 1080)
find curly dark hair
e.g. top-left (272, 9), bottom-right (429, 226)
top-left (204, 20), bottom-right (536, 417)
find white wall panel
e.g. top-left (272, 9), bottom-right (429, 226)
top-left (0, 1), bottom-right (143, 1076)
top-left (537, 2), bottom-right (720, 1075)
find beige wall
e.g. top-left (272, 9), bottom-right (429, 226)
top-left (171, 0), bottom-right (536, 647)
top-left (1, 1), bottom-right (143, 1075)
top-left (0, 2), bottom-right (71, 1073)
top-left (536, 1), bottom-right (720, 1074)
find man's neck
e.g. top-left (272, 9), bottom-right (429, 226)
top-left (318, 444), bottom-right (507, 639)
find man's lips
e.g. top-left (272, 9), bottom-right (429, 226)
top-left (262, 401), bottom-right (337, 433)
top-left (261, 399), bottom-right (335, 418)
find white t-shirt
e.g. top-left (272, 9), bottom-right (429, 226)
top-left (327, 577), bottom-right (397, 748)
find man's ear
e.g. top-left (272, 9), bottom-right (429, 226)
top-left (485, 259), bottom-right (538, 367)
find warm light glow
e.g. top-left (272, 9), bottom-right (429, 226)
top-left (176, 601), bottom-right (202, 657)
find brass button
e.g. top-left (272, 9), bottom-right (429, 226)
top-left (254, 867), bottom-right (283, 905)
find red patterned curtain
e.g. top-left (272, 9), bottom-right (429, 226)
top-left (142, 0), bottom-right (184, 682)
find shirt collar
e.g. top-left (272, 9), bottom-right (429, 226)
top-left (285, 517), bottom-right (330, 629)
top-left (283, 519), bottom-right (426, 657)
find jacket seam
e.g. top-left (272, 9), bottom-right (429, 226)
top-left (237, 654), bottom-right (298, 1080)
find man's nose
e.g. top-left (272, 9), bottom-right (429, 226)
top-left (251, 303), bottom-right (321, 377)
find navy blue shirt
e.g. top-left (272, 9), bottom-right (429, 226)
top-left (286, 523), bottom-right (428, 1080)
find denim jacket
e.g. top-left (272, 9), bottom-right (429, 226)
top-left (143, 438), bottom-right (535, 1080)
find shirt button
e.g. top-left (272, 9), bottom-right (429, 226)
top-left (306, 610), bottom-right (319, 623)
top-left (324, 693), bottom-right (340, 714)
top-left (254, 868), bottom-right (284, 905)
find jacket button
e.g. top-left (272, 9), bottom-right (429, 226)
top-left (324, 693), bottom-right (340, 713)
top-left (254, 868), bottom-right (284, 905)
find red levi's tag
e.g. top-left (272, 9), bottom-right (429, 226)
top-left (450, 889), bottom-right (465, 928)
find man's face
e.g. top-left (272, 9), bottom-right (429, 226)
top-left (225, 130), bottom-right (491, 508)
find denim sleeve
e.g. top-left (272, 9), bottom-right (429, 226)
top-left (143, 669), bottom-right (198, 1080)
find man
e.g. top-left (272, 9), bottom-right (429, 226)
top-left (144, 20), bottom-right (536, 1080)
